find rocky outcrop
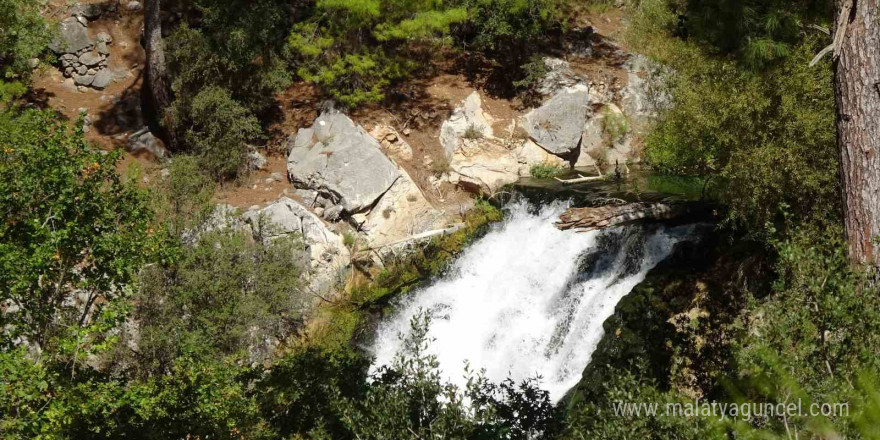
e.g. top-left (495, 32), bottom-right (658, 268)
top-left (523, 85), bottom-right (592, 156)
top-left (287, 111), bottom-right (400, 213)
top-left (440, 92), bottom-right (494, 158)
top-left (356, 168), bottom-right (449, 249)
top-left (537, 58), bottom-right (585, 98)
top-left (243, 197), bottom-right (350, 294)
top-left (69, 1), bottom-right (116, 19)
top-left (448, 137), bottom-right (523, 193)
top-left (621, 54), bottom-right (670, 134)
top-left (438, 92), bottom-right (577, 192)
top-left (576, 103), bottom-right (634, 166)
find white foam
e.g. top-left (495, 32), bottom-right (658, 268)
top-left (370, 201), bottom-right (692, 402)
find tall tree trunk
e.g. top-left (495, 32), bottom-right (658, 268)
top-left (834, 0), bottom-right (880, 266)
top-left (143, 0), bottom-right (176, 149)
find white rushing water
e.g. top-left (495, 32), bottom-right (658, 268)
top-left (370, 201), bottom-right (699, 402)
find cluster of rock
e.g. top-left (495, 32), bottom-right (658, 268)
top-left (286, 111), bottom-right (454, 263)
top-left (192, 47), bottom-right (665, 295)
top-left (49, 7), bottom-right (116, 91)
top-left (436, 55), bottom-right (666, 193)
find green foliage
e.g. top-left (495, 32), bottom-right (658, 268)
top-left (124, 229), bottom-right (307, 375)
top-left (561, 367), bottom-right (719, 440)
top-left (181, 86), bottom-right (263, 181)
top-left (0, 109), bottom-right (158, 351)
top-left (735, 227), bottom-right (880, 399)
top-left (166, 2), bottom-right (293, 114)
top-left (289, 0), bottom-right (466, 107)
top-left (601, 105), bottom-right (629, 143)
top-left (257, 345), bottom-right (370, 438)
top-left (529, 163), bottom-right (565, 179)
top-left (513, 55), bottom-right (548, 105)
top-left (1, 348), bottom-right (270, 439)
top-left (681, 0), bottom-right (833, 68)
top-left (0, 79), bottom-right (27, 107)
top-left (0, 0), bottom-right (51, 79)
top-left (152, 155), bottom-right (216, 237)
top-left (165, 0), bottom-right (293, 179)
top-left (632, 0), bottom-right (839, 237)
top-left (455, 0), bottom-right (564, 75)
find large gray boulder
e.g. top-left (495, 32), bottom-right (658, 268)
top-left (523, 85), bottom-right (592, 156)
top-left (49, 17), bottom-right (93, 55)
top-left (126, 127), bottom-right (166, 159)
top-left (287, 112), bottom-right (400, 213)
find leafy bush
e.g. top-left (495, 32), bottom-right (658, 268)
top-left (152, 155), bottom-right (216, 237)
top-left (601, 105), bottom-right (629, 143)
top-left (164, 1), bottom-right (293, 179)
top-left (513, 55), bottom-right (549, 106)
top-left (453, 0), bottom-right (565, 89)
top-left (124, 229), bottom-right (308, 374)
top-left (631, 0), bottom-right (839, 237)
top-left (0, 109), bottom-right (157, 351)
top-left (530, 163), bottom-right (565, 178)
top-left (179, 86), bottom-right (262, 181)
top-left (0, 0), bottom-right (51, 80)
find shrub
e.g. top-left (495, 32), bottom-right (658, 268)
top-left (601, 105), bottom-right (629, 143)
top-left (126, 229), bottom-right (308, 374)
top-left (153, 155), bottom-right (216, 237)
top-left (631, 0), bottom-right (839, 237)
top-left (164, 2), bottom-right (293, 179)
top-left (453, 0), bottom-right (565, 90)
top-left (513, 55), bottom-right (549, 106)
top-left (530, 163), bottom-right (565, 178)
top-left (462, 123), bottom-right (485, 140)
top-left (0, 109), bottom-right (157, 351)
top-left (0, 0), bottom-right (51, 80)
top-left (181, 86), bottom-right (262, 181)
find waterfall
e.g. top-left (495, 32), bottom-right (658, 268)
top-left (370, 201), bottom-right (700, 402)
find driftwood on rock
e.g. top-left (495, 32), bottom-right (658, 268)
top-left (556, 201), bottom-right (713, 231)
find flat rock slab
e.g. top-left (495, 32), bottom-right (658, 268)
top-left (287, 111), bottom-right (400, 213)
top-left (359, 168), bottom-right (449, 248)
top-left (524, 85), bottom-right (592, 156)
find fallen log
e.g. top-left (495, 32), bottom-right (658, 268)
top-left (554, 164), bottom-right (605, 184)
top-left (556, 201), bottom-right (715, 231)
top-left (554, 173), bottom-right (605, 184)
